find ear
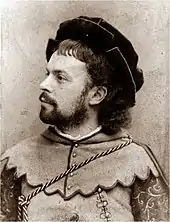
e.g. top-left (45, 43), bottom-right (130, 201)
top-left (89, 86), bottom-right (107, 106)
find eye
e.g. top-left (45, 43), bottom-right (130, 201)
top-left (57, 74), bottom-right (67, 82)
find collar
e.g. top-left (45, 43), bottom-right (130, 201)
top-left (42, 126), bottom-right (130, 145)
top-left (53, 125), bottom-right (102, 142)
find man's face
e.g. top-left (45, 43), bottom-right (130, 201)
top-left (39, 52), bottom-right (91, 129)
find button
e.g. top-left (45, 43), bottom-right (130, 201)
top-left (100, 211), bottom-right (111, 219)
top-left (72, 153), bottom-right (77, 158)
top-left (67, 185), bottom-right (72, 190)
top-left (70, 172), bottom-right (74, 177)
top-left (74, 143), bottom-right (78, 148)
top-left (98, 188), bottom-right (102, 193)
top-left (103, 201), bottom-right (108, 207)
top-left (70, 213), bottom-right (79, 221)
top-left (72, 163), bottom-right (76, 167)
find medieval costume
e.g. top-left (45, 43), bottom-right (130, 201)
top-left (1, 126), bottom-right (168, 221)
top-left (1, 16), bottom-right (169, 221)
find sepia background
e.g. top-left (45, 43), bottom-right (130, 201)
top-left (1, 1), bottom-right (169, 178)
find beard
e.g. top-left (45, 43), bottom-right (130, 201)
top-left (39, 88), bottom-right (89, 131)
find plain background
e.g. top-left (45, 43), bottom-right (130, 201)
top-left (1, 1), bottom-right (169, 179)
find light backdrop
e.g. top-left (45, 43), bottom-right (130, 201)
top-left (1, 1), bottom-right (169, 178)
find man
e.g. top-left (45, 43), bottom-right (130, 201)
top-left (1, 16), bottom-right (168, 221)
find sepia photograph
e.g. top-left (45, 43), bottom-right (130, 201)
top-left (0, 1), bottom-right (169, 221)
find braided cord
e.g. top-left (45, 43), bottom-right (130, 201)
top-left (18, 195), bottom-right (28, 221)
top-left (18, 135), bottom-right (132, 221)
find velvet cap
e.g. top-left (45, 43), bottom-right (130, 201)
top-left (46, 16), bottom-right (144, 106)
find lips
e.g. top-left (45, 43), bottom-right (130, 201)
top-left (39, 92), bottom-right (55, 105)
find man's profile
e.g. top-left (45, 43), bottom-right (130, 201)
top-left (0, 16), bottom-right (168, 221)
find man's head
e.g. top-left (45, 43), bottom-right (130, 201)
top-left (40, 16), bottom-right (144, 134)
top-left (39, 40), bottom-right (108, 131)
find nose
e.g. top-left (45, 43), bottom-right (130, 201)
top-left (40, 75), bottom-right (52, 92)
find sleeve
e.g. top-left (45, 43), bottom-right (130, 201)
top-left (130, 144), bottom-right (169, 221)
top-left (0, 159), bottom-right (22, 221)
top-left (131, 172), bottom-right (169, 221)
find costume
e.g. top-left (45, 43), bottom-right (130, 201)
top-left (0, 126), bottom-right (169, 221)
top-left (1, 16), bottom-right (169, 221)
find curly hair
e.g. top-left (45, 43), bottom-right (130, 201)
top-left (51, 39), bottom-right (132, 134)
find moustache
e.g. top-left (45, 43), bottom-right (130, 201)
top-left (39, 92), bottom-right (56, 106)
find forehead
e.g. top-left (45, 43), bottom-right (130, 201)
top-left (47, 51), bottom-right (88, 78)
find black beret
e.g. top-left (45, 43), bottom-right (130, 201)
top-left (46, 16), bottom-right (144, 106)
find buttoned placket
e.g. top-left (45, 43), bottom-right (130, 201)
top-left (66, 142), bottom-right (79, 193)
top-left (53, 125), bottom-right (102, 196)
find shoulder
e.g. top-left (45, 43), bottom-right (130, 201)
top-left (106, 141), bottom-right (160, 186)
top-left (115, 141), bottom-right (159, 174)
top-left (1, 135), bottom-right (40, 157)
top-left (127, 140), bottom-right (168, 186)
top-left (0, 135), bottom-right (48, 174)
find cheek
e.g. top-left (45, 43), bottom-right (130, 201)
top-left (54, 86), bottom-right (82, 103)
top-left (52, 79), bottom-right (87, 107)
top-left (59, 95), bottom-right (78, 109)
top-left (56, 91), bottom-right (82, 112)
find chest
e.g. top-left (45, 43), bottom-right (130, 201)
top-left (22, 180), bottom-right (133, 222)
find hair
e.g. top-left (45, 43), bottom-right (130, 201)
top-left (53, 39), bottom-right (132, 134)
